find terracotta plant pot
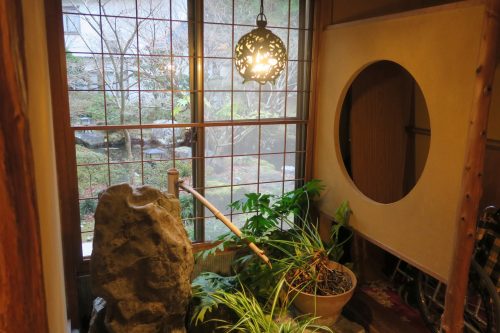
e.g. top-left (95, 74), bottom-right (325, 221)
top-left (288, 261), bottom-right (357, 326)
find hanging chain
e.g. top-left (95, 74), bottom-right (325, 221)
top-left (256, 0), bottom-right (267, 26)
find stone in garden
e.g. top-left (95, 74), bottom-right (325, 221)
top-left (175, 146), bottom-right (192, 158)
top-left (90, 183), bottom-right (194, 333)
top-left (149, 120), bottom-right (185, 146)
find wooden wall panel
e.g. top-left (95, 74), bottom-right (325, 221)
top-left (349, 62), bottom-right (413, 203)
top-left (313, 2), bottom-right (486, 281)
top-left (0, 0), bottom-right (49, 332)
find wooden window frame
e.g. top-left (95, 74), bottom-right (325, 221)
top-left (45, 0), bottom-right (316, 327)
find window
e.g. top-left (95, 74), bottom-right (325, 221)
top-left (59, 0), bottom-right (313, 258)
top-left (63, 5), bottom-right (81, 34)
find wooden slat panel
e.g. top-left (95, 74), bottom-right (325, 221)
top-left (0, 0), bottom-right (49, 331)
top-left (350, 62), bottom-right (413, 203)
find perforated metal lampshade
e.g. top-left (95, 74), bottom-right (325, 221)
top-left (235, 8), bottom-right (287, 85)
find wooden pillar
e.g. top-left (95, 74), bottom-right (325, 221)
top-left (442, 0), bottom-right (500, 331)
top-left (305, 0), bottom-right (333, 181)
top-left (0, 0), bottom-right (49, 331)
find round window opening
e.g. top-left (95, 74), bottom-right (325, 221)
top-left (339, 60), bottom-right (430, 204)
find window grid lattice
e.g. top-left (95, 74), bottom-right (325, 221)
top-left (63, 0), bottom-right (312, 254)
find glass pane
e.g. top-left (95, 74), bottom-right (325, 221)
top-left (287, 61), bottom-right (298, 91)
top-left (259, 154), bottom-right (284, 182)
top-left (79, 199), bottom-right (97, 229)
top-left (179, 192), bottom-right (195, 219)
top-left (233, 92), bottom-right (258, 120)
top-left (140, 91), bottom-right (172, 123)
top-left (204, 23), bottom-right (232, 58)
top-left (231, 212), bottom-right (253, 229)
top-left (67, 54), bottom-right (103, 91)
top-left (174, 131), bottom-right (193, 159)
top-left (139, 56), bottom-right (171, 90)
top-left (101, 17), bottom-right (138, 54)
top-left (142, 143), bottom-right (169, 161)
top-left (183, 218), bottom-right (195, 240)
top-left (205, 216), bottom-right (231, 241)
top-left (80, 198), bottom-right (97, 251)
top-left (77, 164), bottom-right (109, 198)
top-left (233, 155), bottom-right (258, 185)
top-left (261, 125), bottom-right (285, 153)
top-left (172, 57), bottom-right (191, 90)
top-left (173, 91), bottom-right (192, 123)
top-left (286, 92), bottom-right (297, 118)
top-left (69, 91), bottom-right (105, 126)
top-left (232, 184), bottom-right (258, 207)
top-left (138, 20), bottom-right (170, 55)
top-left (286, 124), bottom-right (297, 152)
top-left (103, 55), bottom-right (138, 90)
top-left (108, 129), bottom-right (142, 162)
top-left (204, 0), bottom-right (233, 23)
top-left (290, 0), bottom-right (300, 28)
top-left (63, 3), bottom-right (98, 15)
top-left (175, 158), bottom-right (193, 185)
top-left (204, 59), bottom-right (232, 90)
top-left (260, 91), bottom-right (285, 118)
top-left (204, 91), bottom-right (231, 121)
top-left (102, 0), bottom-right (136, 17)
top-left (64, 15), bottom-right (102, 53)
top-left (288, 28), bottom-right (299, 60)
top-left (234, 0), bottom-right (260, 25)
top-left (105, 91), bottom-right (140, 125)
top-left (233, 125), bottom-right (258, 155)
top-left (174, 127), bottom-right (190, 148)
top-left (172, 0), bottom-right (188, 21)
top-left (205, 157), bottom-right (232, 187)
top-left (82, 231), bottom-right (94, 257)
top-left (138, 0), bottom-right (170, 19)
top-left (284, 153), bottom-right (297, 180)
top-left (110, 162), bottom-right (142, 186)
top-left (204, 187), bottom-right (232, 215)
top-left (264, 0), bottom-right (289, 28)
top-left (260, 182), bottom-right (284, 206)
top-left (171, 21), bottom-right (189, 56)
top-left (205, 127), bottom-right (232, 157)
top-left (75, 131), bottom-right (108, 164)
top-left (142, 126), bottom-right (177, 156)
top-left (143, 160), bottom-right (171, 190)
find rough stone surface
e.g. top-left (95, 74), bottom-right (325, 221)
top-left (90, 184), bottom-right (194, 333)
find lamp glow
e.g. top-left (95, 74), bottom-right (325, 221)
top-left (234, 0), bottom-right (287, 85)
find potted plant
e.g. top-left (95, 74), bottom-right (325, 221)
top-left (194, 180), bottom-right (356, 326)
top-left (191, 273), bottom-right (333, 332)
top-left (270, 205), bottom-right (357, 326)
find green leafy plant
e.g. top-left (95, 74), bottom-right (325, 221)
top-left (192, 181), bottom-right (354, 327)
top-left (191, 274), bottom-right (332, 333)
top-left (197, 179), bottom-right (324, 260)
top-left (269, 206), bottom-right (353, 298)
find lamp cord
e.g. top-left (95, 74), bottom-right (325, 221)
top-left (260, 0), bottom-right (264, 15)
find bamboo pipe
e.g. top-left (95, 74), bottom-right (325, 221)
top-left (179, 181), bottom-right (272, 268)
top-left (167, 168), bottom-right (179, 198)
top-left (441, 0), bottom-right (500, 331)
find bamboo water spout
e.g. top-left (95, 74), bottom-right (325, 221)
top-left (167, 168), bottom-right (271, 268)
